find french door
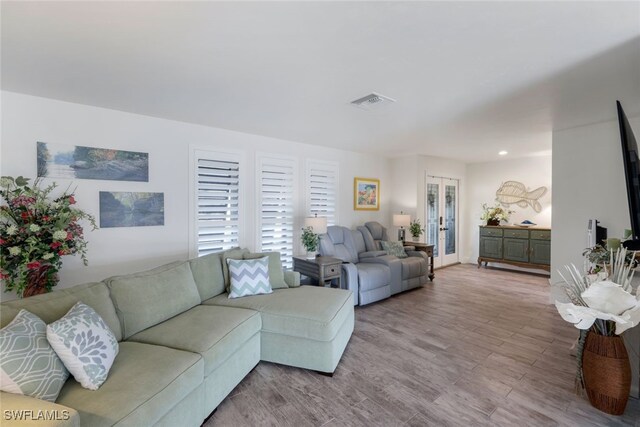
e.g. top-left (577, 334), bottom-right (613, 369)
top-left (425, 176), bottom-right (459, 268)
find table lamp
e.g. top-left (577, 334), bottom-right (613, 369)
top-left (393, 212), bottom-right (411, 242)
top-left (303, 214), bottom-right (328, 235)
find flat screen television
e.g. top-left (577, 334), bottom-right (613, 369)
top-left (617, 101), bottom-right (640, 250)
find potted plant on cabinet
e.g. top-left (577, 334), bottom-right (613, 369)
top-left (480, 203), bottom-right (513, 226)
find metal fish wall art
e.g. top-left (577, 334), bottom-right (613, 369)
top-left (495, 181), bottom-right (547, 213)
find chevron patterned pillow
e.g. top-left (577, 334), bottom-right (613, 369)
top-left (227, 256), bottom-right (273, 299)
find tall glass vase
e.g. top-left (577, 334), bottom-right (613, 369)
top-left (23, 263), bottom-right (59, 298)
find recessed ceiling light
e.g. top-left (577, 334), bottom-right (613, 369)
top-left (498, 150), bottom-right (508, 156)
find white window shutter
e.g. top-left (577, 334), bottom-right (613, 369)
top-left (258, 156), bottom-right (297, 268)
top-left (306, 160), bottom-right (339, 226)
top-left (195, 152), bottom-right (242, 256)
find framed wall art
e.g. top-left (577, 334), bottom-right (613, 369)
top-left (99, 192), bottom-right (164, 228)
top-left (37, 142), bottom-right (149, 182)
top-left (354, 177), bottom-right (380, 211)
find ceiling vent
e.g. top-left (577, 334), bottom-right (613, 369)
top-left (350, 92), bottom-right (396, 111)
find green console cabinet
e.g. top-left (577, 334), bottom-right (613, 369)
top-left (478, 225), bottom-right (550, 272)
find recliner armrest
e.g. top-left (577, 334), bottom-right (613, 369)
top-left (359, 250), bottom-right (387, 260)
top-left (406, 250), bottom-right (429, 261)
top-left (340, 263), bottom-right (359, 305)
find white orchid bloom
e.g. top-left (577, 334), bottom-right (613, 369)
top-left (555, 280), bottom-right (640, 335)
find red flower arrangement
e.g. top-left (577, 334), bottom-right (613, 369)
top-left (0, 176), bottom-right (97, 297)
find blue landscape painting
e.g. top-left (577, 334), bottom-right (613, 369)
top-left (37, 142), bottom-right (149, 182)
top-left (99, 192), bottom-right (164, 228)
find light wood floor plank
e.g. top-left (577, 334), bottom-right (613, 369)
top-left (205, 264), bottom-right (639, 426)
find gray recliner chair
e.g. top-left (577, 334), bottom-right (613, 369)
top-left (319, 226), bottom-right (391, 306)
top-left (358, 221), bottom-right (429, 295)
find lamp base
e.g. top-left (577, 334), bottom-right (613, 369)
top-left (398, 228), bottom-right (406, 242)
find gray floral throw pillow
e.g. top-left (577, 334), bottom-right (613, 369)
top-left (47, 302), bottom-right (119, 390)
top-left (381, 240), bottom-right (408, 258)
top-left (0, 309), bottom-right (69, 402)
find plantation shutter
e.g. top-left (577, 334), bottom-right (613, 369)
top-left (306, 160), bottom-right (339, 226)
top-left (258, 157), bottom-right (296, 268)
top-left (196, 152), bottom-right (241, 256)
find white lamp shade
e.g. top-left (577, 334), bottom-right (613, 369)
top-left (304, 216), bottom-right (327, 234)
top-left (393, 214), bottom-right (411, 227)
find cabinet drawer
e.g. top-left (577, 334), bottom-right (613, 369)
top-left (530, 230), bottom-right (551, 240)
top-left (323, 264), bottom-right (341, 277)
top-left (480, 227), bottom-right (503, 237)
top-left (504, 229), bottom-right (529, 239)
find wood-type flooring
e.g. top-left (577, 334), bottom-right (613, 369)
top-left (206, 264), bottom-right (640, 426)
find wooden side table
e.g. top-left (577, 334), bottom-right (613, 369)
top-left (403, 242), bottom-right (435, 281)
top-left (292, 256), bottom-right (342, 288)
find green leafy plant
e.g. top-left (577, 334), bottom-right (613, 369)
top-left (0, 176), bottom-right (97, 296)
top-left (301, 226), bottom-right (319, 253)
top-left (582, 244), bottom-right (637, 273)
top-left (409, 219), bottom-right (424, 238)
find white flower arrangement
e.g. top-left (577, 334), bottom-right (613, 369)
top-left (556, 248), bottom-right (639, 336)
top-left (555, 247), bottom-right (639, 391)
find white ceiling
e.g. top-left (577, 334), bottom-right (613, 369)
top-left (2, 1), bottom-right (639, 163)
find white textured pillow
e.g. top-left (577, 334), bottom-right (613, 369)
top-left (47, 302), bottom-right (119, 390)
top-left (227, 257), bottom-right (272, 299)
top-left (0, 310), bottom-right (69, 402)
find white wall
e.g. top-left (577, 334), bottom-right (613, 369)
top-left (552, 115), bottom-right (640, 398)
top-left (551, 117), bottom-right (639, 284)
top-left (464, 155), bottom-right (552, 266)
top-left (0, 91), bottom-right (391, 300)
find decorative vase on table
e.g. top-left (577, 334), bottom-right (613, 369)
top-left (582, 331), bottom-right (631, 415)
top-left (486, 219), bottom-right (500, 226)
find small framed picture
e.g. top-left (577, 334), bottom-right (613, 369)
top-left (354, 177), bottom-right (380, 211)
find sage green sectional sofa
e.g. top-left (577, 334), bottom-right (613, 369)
top-left (0, 249), bottom-right (354, 427)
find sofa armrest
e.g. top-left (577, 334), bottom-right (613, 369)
top-left (0, 392), bottom-right (79, 427)
top-left (284, 270), bottom-right (301, 288)
top-left (403, 245), bottom-right (416, 251)
top-left (359, 250), bottom-right (387, 260)
top-left (406, 250), bottom-right (429, 261)
top-left (340, 263), bottom-right (359, 305)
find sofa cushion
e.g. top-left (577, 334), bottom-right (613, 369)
top-left (106, 262), bottom-right (201, 339)
top-left (47, 302), bottom-right (119, 391)
top-left (56, 341), bottom-right (203, 427)
top-left (0, 282), bottom-right (122, 341)
top-left (189, 252), bottom-right (225, 301)
top-left (0, 392), bottom-right (80, 427)
top-left (204, 286), bottom-right (353, 342)
top-left (401, 257), bottom-right (426, 280)
top-left (0, 310), bottom-right (69, 402)
top-left (356, 263), bottom-right (391, 291)
top-left (244, 252), bottom-right (288, 289)
top-left (221, 247), bottom-right (250, 291)
top-left (128, 305), bottom-right (261, 376)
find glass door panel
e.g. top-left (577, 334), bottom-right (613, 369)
top-left (426, 182), bottom-right (440, 258)
top-left (426, 176), bottom-right (459, 268)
